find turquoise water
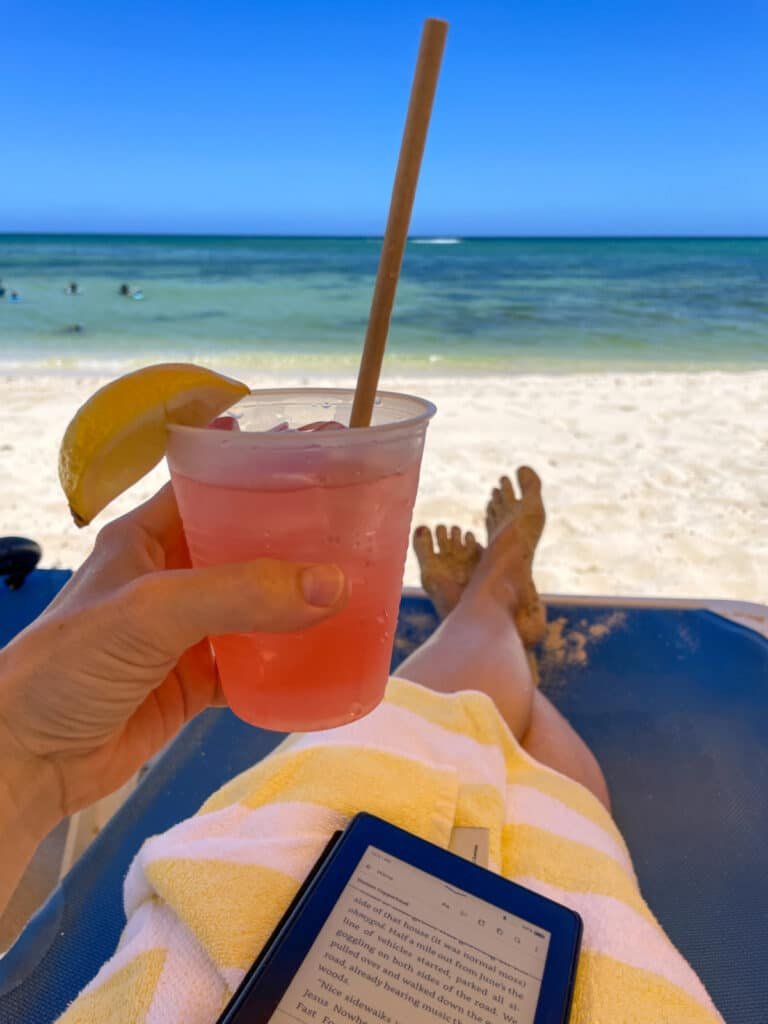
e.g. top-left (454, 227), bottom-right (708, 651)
top-left (1, 235), bottom-right (767, 372)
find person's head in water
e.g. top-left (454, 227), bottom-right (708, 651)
top-left (67, 282), bottom-right (79, 295)
top-left (119, 283), bottom-right (130, 296)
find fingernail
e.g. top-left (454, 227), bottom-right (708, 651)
top-left (300, 565), bottom-right (345, 607)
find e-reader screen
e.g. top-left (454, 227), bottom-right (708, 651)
top-left (270, 845), bottom-right (550, 1024)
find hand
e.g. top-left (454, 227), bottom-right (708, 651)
top-left (0, 485), bottom-right (347, 833)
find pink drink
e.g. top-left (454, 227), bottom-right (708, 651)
top-left (167, 389), bottom-right (434, 732)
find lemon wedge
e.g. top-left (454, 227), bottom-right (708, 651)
top-left (59, 363), bottom-right (249, 527)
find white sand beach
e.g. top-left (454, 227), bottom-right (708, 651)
top-left (1, 369), bottom-right (766, 604)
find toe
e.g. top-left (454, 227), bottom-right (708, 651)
top-left (517, 466), bottom-right (542, 498)
top-left (450, 525), bottom-right (462, 549)
top-left (517, 466), bottom-right (545, 529)
top-left (500, 475), bottom-right (517, 505)
top-left (436, 524), bottom-right (449, 554)
top-left (485, 498), bottom-right (497, 531)
top-left (515, 467), bottom-right (546, 551)
top-left (465, 531), bottom-right (484, 559)
top-left (413, 525), bottom-right (435, 561)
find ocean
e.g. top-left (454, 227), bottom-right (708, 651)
top-left (1, 235), bottom-right (767, 373)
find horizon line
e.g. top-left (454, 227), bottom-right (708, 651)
top-left (2, 232), bottom-right (768, 241)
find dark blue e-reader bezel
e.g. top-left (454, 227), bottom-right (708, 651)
top-left (217, 812), bottom-right (582, 1024)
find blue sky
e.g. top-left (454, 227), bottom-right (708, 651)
top-left (2, 1), bottom-right (767, 235)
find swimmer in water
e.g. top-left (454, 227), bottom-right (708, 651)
top-left (119, 283), bottom-right (145, 300)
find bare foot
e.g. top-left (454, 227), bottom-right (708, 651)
top-left (413, 467), bottom-right (546, 653)
top-left (485, 467), bottom-right (546, 650)
top-left (413, 524), bottom-right (484, 621)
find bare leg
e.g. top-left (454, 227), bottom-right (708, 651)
top-left (399, 540), bottom-right (536, 739)
top-left (400, 468), bottom-right (611, 811)
top-left (523, 692), bottom-right (610, 809)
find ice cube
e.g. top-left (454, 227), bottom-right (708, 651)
top-left (297, 420), bottom-right (347, 432)
top-left (208, 416), bottom-right (240, 432)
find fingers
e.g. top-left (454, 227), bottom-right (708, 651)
top-left (45, 491), bottom-right (180, 612)
top-left (113, 483), bottom-right (182, 547)
top-left (119, 558), bottom-right (348, 655)
top-left (92, 483), bottom-right (191, 575)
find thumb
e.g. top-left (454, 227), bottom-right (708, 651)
top-left (119, 559), bottom-right (347, 654)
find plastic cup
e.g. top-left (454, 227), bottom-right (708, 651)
top-left (167, 388), bottom-right (435, 731)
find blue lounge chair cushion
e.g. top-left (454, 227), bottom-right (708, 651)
top-left (0, 572), bottom-right (766, 1023)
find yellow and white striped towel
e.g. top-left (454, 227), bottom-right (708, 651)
top-left (58, 678), bottom-right (723, 1023)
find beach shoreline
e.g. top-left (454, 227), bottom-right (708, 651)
top-left (2, 368), bottom-right (766, 604)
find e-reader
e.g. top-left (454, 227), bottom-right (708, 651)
top-left (217, 813), bottom-right (581, 1024)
